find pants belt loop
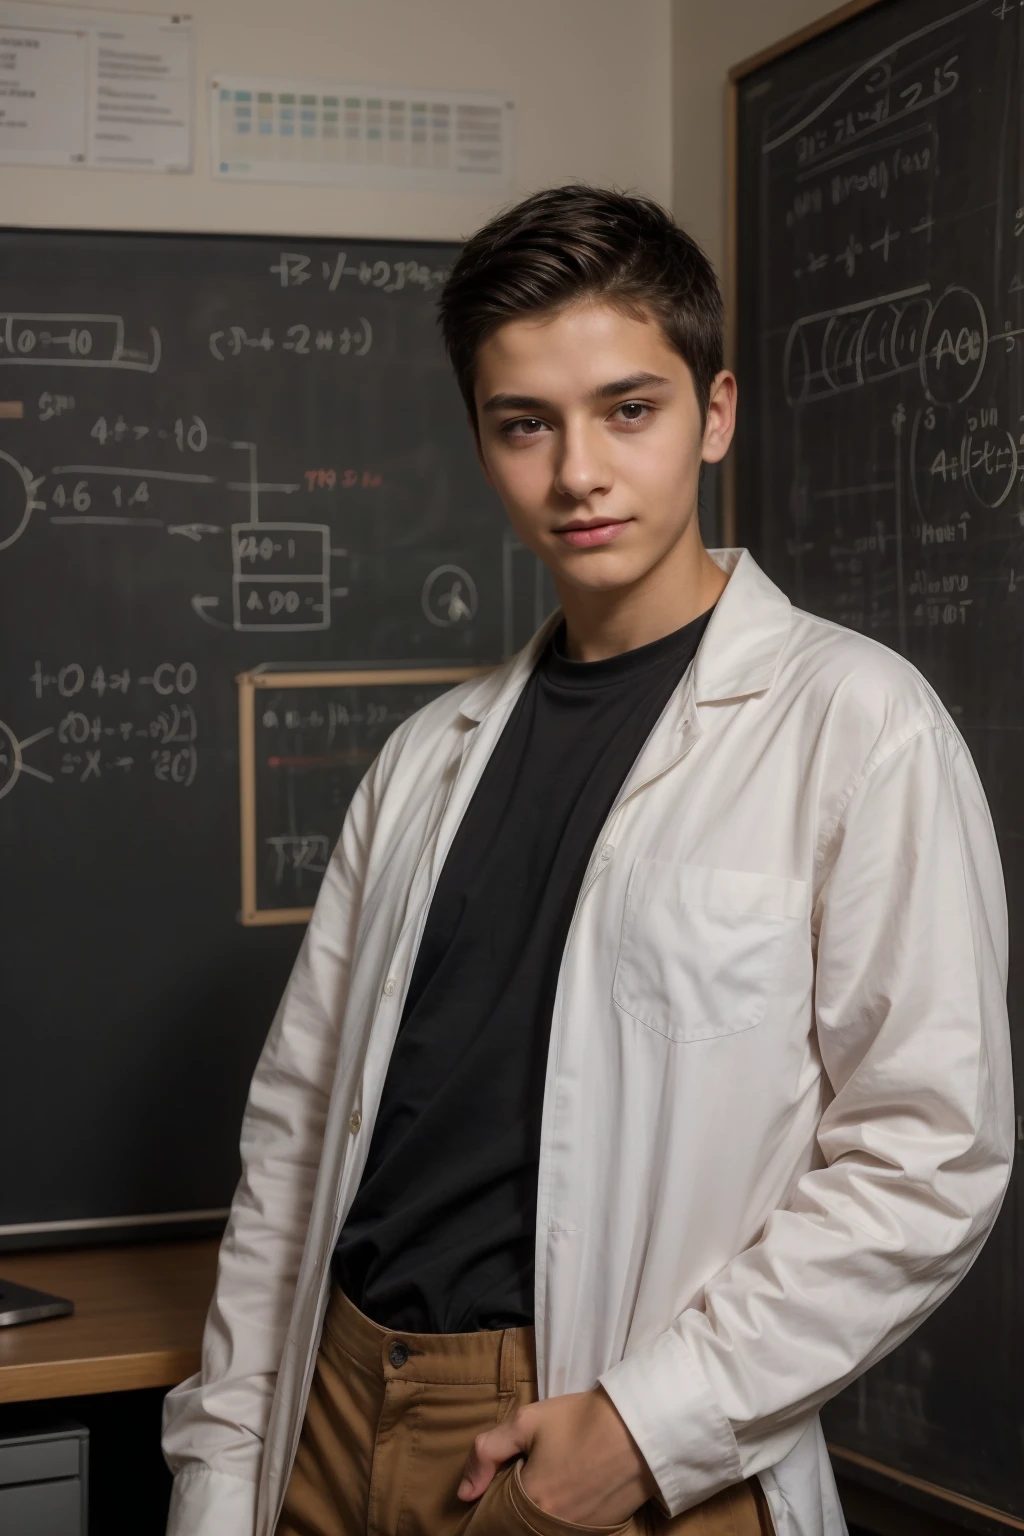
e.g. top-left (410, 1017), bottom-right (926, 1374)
top-left (498, 1327), bottom-right (516, 1394)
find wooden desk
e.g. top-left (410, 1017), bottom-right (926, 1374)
top-left (0, 1240), bottom-right (219, 1403)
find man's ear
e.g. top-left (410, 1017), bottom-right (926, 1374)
top-left (469, 413), bottom-right (495, 489)
top-left (701, 370), bottom-right (737, 466)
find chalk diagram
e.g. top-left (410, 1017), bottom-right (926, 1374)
top-left (1, 309), bottom-right (553, 810)
top-left (422, 564), bottom-right (478, 627)
top-left (0, 308), bottom-right (346, 633)
top-left (0, 448), bottom-right (46, 553)
top-left (0, 312), bottom-right (161, 373)
top-left (782, 282), bottom-right (1024, 518)
top-left (0, 434), bottom-right (346, 636)
top-left (782, 284), bottom-right (988, 409)
top-left (0, 720), bottom-right (54, 799)
top-left (0, 310), bottom-right (514, 639)
top-left (0, 428), bottom-right (529, 640)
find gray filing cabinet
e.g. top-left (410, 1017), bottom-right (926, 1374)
top-left (0, 1422), bottom-right (88, 1535)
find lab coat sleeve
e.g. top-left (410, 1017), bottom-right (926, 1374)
top-left (160, 748), bottom-right (384, 1536)
top-left (598, 719), bottom-right (1014, 1519)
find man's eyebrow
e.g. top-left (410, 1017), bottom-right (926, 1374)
top-left (480, 372), bottom-right (672, 414)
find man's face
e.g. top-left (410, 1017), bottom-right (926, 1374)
top-left (471, 300), bottom-right (734, 598)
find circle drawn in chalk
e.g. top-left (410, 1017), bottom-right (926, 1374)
top-left (920, 287), bottom-right (988, 406)
top-left (0, 449), bottom-right (43, 553)
top-left (889, 296), bottom-right (930, 375)
top-left (0, 719), bottom-right (22, 800)
top-left (422, 565), bottom-right (478, 628)
top-left (782, 323), bottom-right (811, 406)
top-left (963, 428), bottom-right (1018, 510)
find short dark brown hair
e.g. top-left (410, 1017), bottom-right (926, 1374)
top-left (438, 183), bottom-right (724, 431)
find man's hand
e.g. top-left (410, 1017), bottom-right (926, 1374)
top-left (456, 1385), bottom-right (660, 1525)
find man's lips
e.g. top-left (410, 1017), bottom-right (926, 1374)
top-left (554, 518), bottom-right (632, 549)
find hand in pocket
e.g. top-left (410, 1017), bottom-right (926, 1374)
top-left (456, 1386), bottom-right (655, 1530)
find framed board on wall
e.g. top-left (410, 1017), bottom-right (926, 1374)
top-left (728, 2), bottom-right (1022, 1529)
top-left (236, 664), bottom-right (491, 925)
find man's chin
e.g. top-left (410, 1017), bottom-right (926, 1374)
top-left (545, 555), bottom-right (652, 597)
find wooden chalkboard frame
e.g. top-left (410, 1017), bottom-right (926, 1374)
top-left (724, 0), bottom-right (886, 547)
top-left (831, 1446), bottom-right (1024, 1536)
top-left (237, 666), bottom-right (492, 926)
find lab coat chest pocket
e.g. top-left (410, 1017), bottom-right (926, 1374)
top-left (612, 860), bottom-right (808, 1043)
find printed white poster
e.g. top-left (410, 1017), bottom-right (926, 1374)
top-left (211, 72), bottom-right (514, 194)
top-left (0, 2), bottom-right (192, 170)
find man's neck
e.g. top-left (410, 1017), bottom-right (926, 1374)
top-left (554, 543), bottom-right (730, 663)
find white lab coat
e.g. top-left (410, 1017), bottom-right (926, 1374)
top-left (163, 547), bottom-right (1013, 1536)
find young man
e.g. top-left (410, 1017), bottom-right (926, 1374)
top-left (162, 186), bottom-right (1013, 1536)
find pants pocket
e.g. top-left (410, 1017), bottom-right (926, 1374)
top-left (506, 1455), bottom-right (642, 1536)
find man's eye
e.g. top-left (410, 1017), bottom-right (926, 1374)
top-left (500, 407), bottom-right (648, 436)
top-left (504, 417), bottom-right (547, 437)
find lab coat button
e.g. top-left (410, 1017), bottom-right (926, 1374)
top-left (383, 978), bottom-right (396, 996)
top-left (599, 844), bottom-right (613, 861)
top-left (349, 1110), bottom-right (361, 1133)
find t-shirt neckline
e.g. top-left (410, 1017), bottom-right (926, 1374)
top-left (541, 603), bottom-right (717, 690)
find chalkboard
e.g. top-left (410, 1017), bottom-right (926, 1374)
top-left (0, 228), bottom-right (556, 1245)
top-left (731, 0), bottom-right (1022, 1523)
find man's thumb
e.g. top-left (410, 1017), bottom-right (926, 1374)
top-left (457, 1410), bottom-right (533, 1500)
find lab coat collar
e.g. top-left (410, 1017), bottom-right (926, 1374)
top-left (456, 547), bottom-right (793, 725)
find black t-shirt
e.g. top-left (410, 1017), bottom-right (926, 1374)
top-left (332, 602), bottom-right (716, 1332)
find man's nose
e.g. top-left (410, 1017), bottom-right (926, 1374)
top-left (552, 421), bottom-right (613, 501)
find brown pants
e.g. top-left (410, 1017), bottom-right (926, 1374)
top-left (276, 1280), bottom-right (771, 1536)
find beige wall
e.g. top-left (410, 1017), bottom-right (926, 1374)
top-left (2, 0), bottom-right (671, 239)
top-left (5, 3), bottom-right (863, 278)
top-left (5, 1), bottom-right (858, 260)
top-left (671, 0), bottom-right (843, 277)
